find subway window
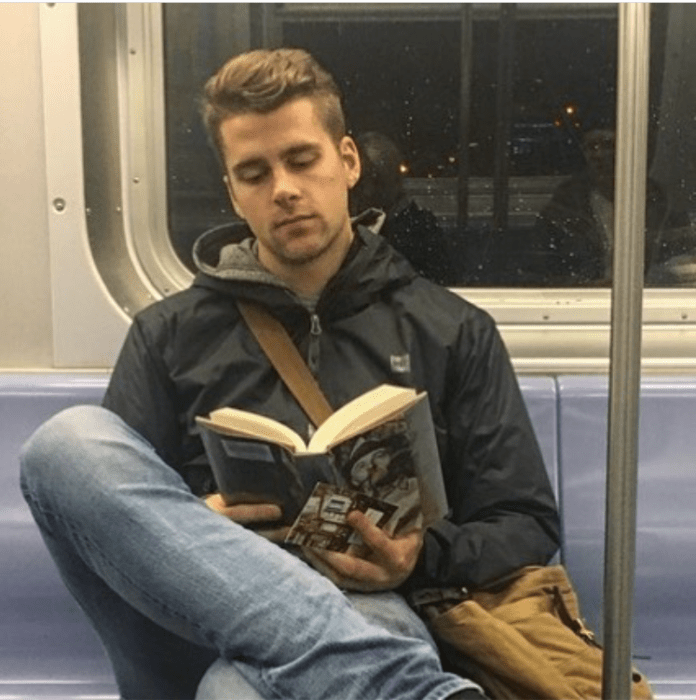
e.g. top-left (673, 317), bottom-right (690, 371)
top-left (64, 3), bottom-right (696, 371)
top-left (162, 3), bottom-right (695, 288)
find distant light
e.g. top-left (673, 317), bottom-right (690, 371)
top-left (564, 103), bottom-right (578, 115)
top-left (399, 163), bottom-right (409, 174)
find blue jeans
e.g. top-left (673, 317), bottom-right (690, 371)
top-left (196, 591), bottom-right (452, 699)
top-left (19, 406), bottom-right (475, 700)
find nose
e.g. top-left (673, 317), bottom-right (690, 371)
top-left (272, 167), bottom-right (301, 207)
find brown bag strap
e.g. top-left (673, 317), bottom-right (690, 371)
top-left (237, 300), bottom-right (333, 427)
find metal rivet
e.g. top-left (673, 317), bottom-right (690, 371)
top-left (53, 197), bottom-right (66, 212)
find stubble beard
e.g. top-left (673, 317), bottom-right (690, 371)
top-left (271, 215), bottom-right (352, 270)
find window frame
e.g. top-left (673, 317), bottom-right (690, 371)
top-left (45, 2), bottom-right (696, 371)
top-left (119, 3), bottom-right (192, 297)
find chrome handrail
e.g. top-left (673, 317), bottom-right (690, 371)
top-left (603, 4), bottom-right (650, 698)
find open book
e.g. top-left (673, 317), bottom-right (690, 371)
top-left (196, 384), bottom-right (448, 554)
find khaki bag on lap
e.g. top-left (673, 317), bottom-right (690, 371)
top-left (413, 565), bottom-right (653, 700)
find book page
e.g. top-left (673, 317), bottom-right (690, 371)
top-left (198, 409), bottom-right (306, 453)
top-left (308, 384), bottom-right (422, 453)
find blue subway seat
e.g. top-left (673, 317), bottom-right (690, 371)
top-left (13, 371), bottom-right (696, 698)
top-left (517, 376), bottom-right (559, 500)
top-left (0, 373), bottom-right (116, 700)
top-left (558, 375), bottom-right (696, 700)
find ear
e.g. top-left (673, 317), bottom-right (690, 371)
top-left (339, 136), bottom-right (361, 190)
top-left (223, 174), bottom-right (245, 220)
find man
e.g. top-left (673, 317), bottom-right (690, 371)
top-left (349, 131), bottom-right (452, 285)
top-left (534, 127), bottom-right (693, 285)
top-left (20, 48), bottom-right (559, 700)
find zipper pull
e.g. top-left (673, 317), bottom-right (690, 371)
top-left (310, 313), bottom-right (322, 336)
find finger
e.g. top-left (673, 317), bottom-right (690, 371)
top-left (306, 547), bottom-right (387, 588)
top-left (346, 514), bottom-right (423, 585)
top-left (255, 526), bottom-right (290, 543)
top-left (346, 511), bottom-right (392, 553)
top-left (301, 548), bottom-right (345, 587)
top-left (348, 511), bottom-right (423, 559)
top-left (302, 548), bottom-right (387, 592)
top-left (226, 503), bottom-right (283, 524)
top-left (204, 496), bottom-right (283, 525)
top-left (204, 493), bottom-right (228, 513)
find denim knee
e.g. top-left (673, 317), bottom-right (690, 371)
top-left (20, 405), bottom-right (99, 499)
top-left (19, 404), bottom-right (156, 515)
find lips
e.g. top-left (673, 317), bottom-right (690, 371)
top-left (274, 214), bottom-right (315, 230)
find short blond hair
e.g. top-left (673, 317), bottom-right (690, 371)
top-left (201, 48), bottom-right (346, 161)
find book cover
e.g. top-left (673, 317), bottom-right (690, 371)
top-left (198, 432), bottom-right (340, 525)
top-left (196, 385), bottom-right (448, 549)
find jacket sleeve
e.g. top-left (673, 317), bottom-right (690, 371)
top-left (418, 314), bottom-right (561, 590)
top-left (102, 315), bottom-right (183, 471)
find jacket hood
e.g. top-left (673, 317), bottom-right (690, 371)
top-left (190, 220), bottom-right (418, 318)
top-left (192, 222), bottom-right (279, 287)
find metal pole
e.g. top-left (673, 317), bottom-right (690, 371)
top-left (602, 5), bottom-right (649, 699)
top-left (457, 3), bottom-right (473, 229)
top-left (492, 4), bottom-right (515, 233)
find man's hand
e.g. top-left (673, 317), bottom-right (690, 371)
top-left (302, 510), bottom-right (424, 592)
top-left (204, 493), bottom-right (289, 543)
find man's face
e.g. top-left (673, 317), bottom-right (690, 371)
top-left (582, 129), bottom-right (616, 193)
top-left (220, 97), bottom-right (360, 276)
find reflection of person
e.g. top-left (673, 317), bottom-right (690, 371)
top-left (350, 131), bottom-right (452, 285)
top-left (20, 49), bottom-right (558, 700)
top-left (534, 127), bottom-right (693, 285)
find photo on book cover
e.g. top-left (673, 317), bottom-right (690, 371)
top-left (285, 415), bottom-right (424, 551)
top-left (285, 482), bottom-right (397, 553)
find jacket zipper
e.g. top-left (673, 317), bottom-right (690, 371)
top-left (308, 313), bottom-right (322, 376)
top-left (304, 313), bottom-right (323, 439)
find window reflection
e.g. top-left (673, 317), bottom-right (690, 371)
top-left (163, 3), bottom-right (696, 287)
top-left (531, 127), bottom-right (694, 286)
top-left (349, 131), bottom-right (451, 285)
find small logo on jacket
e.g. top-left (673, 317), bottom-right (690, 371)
top-left (390, 354), bottom-right (411, 373)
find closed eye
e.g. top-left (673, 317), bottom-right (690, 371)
top-left (286, 146), bottom-right (321, 170)
top-left (290, 154), bottom-right (318, 169)
top-left (234, 164), bottom-right (269, 184)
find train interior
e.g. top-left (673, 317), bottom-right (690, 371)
top-left (1, 3), bottom-right (695, 699)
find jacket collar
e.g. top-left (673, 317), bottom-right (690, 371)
top-left (190, 221), bottom-right (417, 321)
